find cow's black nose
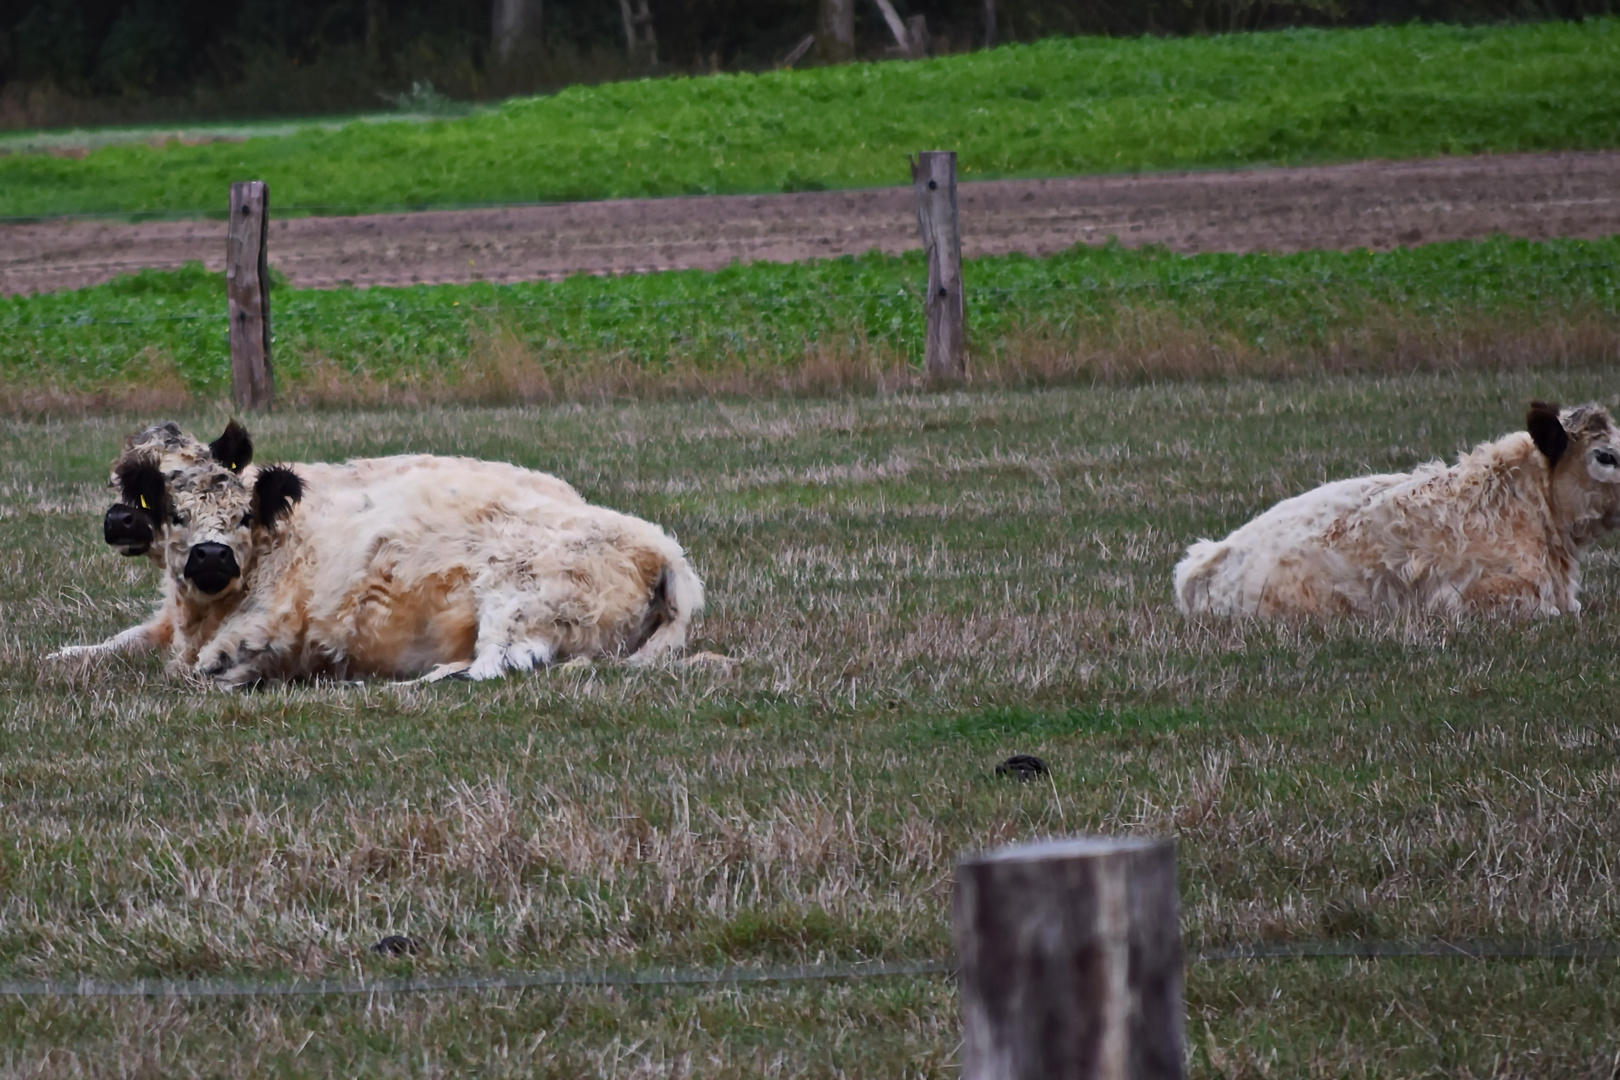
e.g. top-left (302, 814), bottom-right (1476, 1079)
top-left (103, 504), bottom-right (153, 555)
top-left (183, 542), bottom-right (239, 594)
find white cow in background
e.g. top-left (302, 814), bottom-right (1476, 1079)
top-left (1175, 401), bottom-right (1620, 618)
top-left (52, 421), bottom-right (704, 686)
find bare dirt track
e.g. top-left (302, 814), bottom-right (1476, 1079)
top-left (3, 152), bottom-right (1618, 297)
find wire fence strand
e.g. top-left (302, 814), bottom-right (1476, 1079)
top-left (3, 940), bottom-right (1615, 1000)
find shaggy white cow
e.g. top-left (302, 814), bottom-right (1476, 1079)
top-left (1174, 401), bottom-right (1620, 618)
top-left (52, 421), bottom-right (703, 686)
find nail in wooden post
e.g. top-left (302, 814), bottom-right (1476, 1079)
top-left (227, 181), bottom-right (274, 411)
top-left (910, 151), bottom-right (967, 380)
top-left (953, 836), bottom-right (1187, 1080)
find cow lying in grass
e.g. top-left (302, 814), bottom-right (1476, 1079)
top-left (1174, 401), bottom-right (1620, 618)
top-left (52, 421), bottom-right (704, 686)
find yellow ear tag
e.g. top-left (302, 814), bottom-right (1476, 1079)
top-left (139, 495), bottom-right (148, 509)
top-left (230, 462), bottom-right (237, 470)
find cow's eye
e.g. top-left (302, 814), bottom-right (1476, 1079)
top-left (169, 512), bottom-right (183, 526)
top-left (239, 512), bottom-right (254, 527)
top-left (1597, 450), bottom-right (1620, 469)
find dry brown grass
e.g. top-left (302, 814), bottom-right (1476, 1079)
top-left (274, 324), bottom-right (931, 411)
top-left (278, 304), bottom-right (1620, 409)
top-left (12, 299), bottom-right (1615, 419)
top-left (0, 347), bottom-right (194, 417)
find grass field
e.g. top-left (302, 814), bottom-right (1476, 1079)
top-left (4, 235), bottom-right (1619, 408)
top-left (3, 367), bottom-right (1619, 1074)
top-left (1, 19), bottom-right (1617, 219)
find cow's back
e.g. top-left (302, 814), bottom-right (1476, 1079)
top-left (1175, 472), bottom-right (1413, 616)
top-left (259, 455), bottom-right (681, 676)
top-left (1337, 434), bottom-right (1570, 614)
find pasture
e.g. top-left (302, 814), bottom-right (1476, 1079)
top-left (4, 367), bottom-right (1618, 1075)
top-left (1, 19), bottom-right (1617, 219)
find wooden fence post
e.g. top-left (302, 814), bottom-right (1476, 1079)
top-left (226, 181), bottom-right (274, 411)
top-left (910, 151), bottom-right (967, 380)
top-left (953, 837), bottom-right (1186, 1080)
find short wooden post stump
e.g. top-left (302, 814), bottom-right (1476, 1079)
top-left (952, 836), bottom-right (1186, 1080)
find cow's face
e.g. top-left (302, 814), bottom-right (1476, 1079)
top-left (1527, 401), bottom-right (1620, 537)
top-left (114, 427), bottom-right (301, 600)
top-left (104, 421), bottom-right (253, 557)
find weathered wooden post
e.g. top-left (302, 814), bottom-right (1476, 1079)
top-left (226, 181), bottom-right (274, 411)
top-left (983, 0), bottom-right (997, 49)
top-left (910, 151), bottom-right (967, 380)
top-left (953, 837), bottom-right (1186, 1080)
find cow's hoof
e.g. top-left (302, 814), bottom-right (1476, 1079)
top-left (200, 652), bottom-right (235, 678)
top-left (213, 673), bottom-right (268, 692)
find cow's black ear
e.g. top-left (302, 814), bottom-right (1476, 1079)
top-left (115, 456), bottom-right (167, 524)
top-left (252, 465), bottom-right (302, 529)
top-left (209, 420), bottom-right (253, 473)
top-left (1528, 400), bottom-right (1569, 466)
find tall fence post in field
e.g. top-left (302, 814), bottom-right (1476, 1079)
top-left (910, 151), bottom-right (967, 380)
top-left (953, 837), bottom-right (1187, 1080)
top-left (227, 181), bottom-right (274, 411)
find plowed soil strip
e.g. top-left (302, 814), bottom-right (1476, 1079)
top-left (3, 152), bottom-right (1617, 297)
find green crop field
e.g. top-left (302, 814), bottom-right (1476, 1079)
top-left (1, 19), bottom-right (1617, 219)
top-left (4, 369), bottom-right (1619, 1074)
top-left (4, 235), bottom-right (1619, 408)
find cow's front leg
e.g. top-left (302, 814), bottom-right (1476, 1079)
top-left (466, 637), bottom-right (556, 680)
top-left (47, 609), bottom-right (173, 663)
top-left (464, 597), bottom-right (557, 680)
top-left (194, 632), bottom-right (288, 689)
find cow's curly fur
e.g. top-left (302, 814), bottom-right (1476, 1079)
top-left (53, 422), bottom-right (703, 686)
top-left (1174, 402), bottom-right (1620, 618)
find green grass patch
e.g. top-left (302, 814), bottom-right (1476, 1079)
top-left (3, 20), bottom-right (1618, 219)
top-left (3, 235), bottom-right (1619, 401)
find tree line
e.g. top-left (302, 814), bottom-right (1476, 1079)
top-left (0, 0), bottom-right (1611, 126)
